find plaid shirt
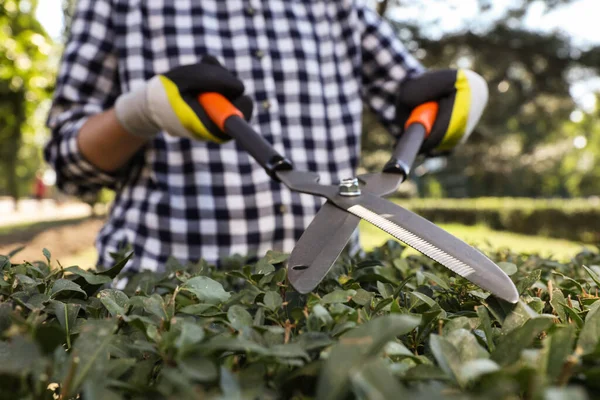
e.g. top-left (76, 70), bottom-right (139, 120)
top-left (45, 0), bottom-right (423, 273)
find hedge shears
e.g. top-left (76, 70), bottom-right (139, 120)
top-left (199, 93), bottom-right (519, 303)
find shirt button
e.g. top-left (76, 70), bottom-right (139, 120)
top-left (262, 100), bottom-right (271, 110)
top-left (246, 6), bottom-right (255, 15)
top-left (254, 50), bottom-right (265, 59)
top-left (279, 205), bottom-right (287, 214)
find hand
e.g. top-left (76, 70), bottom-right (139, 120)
top-left (115, 56), bottom-right (253, 142)
top-left (396, 69), bottom-right (489, 154)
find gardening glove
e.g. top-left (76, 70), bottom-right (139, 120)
top-left (396, 69), bottom-right (488, 155)
top-left (115, 56), bottom-right (253, 143)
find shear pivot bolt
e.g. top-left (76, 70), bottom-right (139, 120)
top-left (339, 177), bottom-right (361, 197)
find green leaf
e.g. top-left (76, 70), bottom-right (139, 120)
top-left (410, 291), bottom-right (437, 309)
top-left (265, 250), bottom-right (289, 264)
top-left (577, 301), bottom-right (600, 355)
top-left (65, 266), bottom-right (112, 285)
top-left (264, 290), bottom-right (283, 311)
top-left (52, 301), bottom-right (81, 338)
top-left (42, 248), bottom-right (51, 264)
top-left (292, 332), bottom-right (334, 352)
top-left (502, 300), bottom-right (539, 334)
top-left (0, 337), bottom-right (42, 375)
top-left (99, 252), bottom-right (134, 278)
top-left (403, 364), bottom-right (449, 381)
top-left (516, 269), bottom-right (542, 294)
top-left (560, 302), bottom-right (585, 329)
top-left (544, 325), bottom-right (576, 381)
top-left (350, 358), bottom-right (409, 399)
top-left (201, 336), bottom-right (268, 356)
top-left (143, 294), bottom-right (168, 320)
top-left (316, 314), bottom-right (420, 400)
top-left (178, 353), bottom-right (218, 382)
top-left (73, 252), bottom-right (134, 297)
top-left (50, 279), bottom-right (87, 299)
top-left (15, 274), bottom-right (37, 286)
top-left (228, 305), bottom-right (253, 331)
top-left (0, 304), bottom-right (11, 334)
top-left (181, 276), bottom-right (231, 305)
top-left (0, 255), bottom-right (10, 271)
top-left (98, 289), bottom-right (129, 317)
top-left (498, 262), bottom-right (518, 276)
top-left (458, 359), bottom-right (500, 384)
top-left (178, 303), bottom-right (220, 316)
top-left (430, 329), bottom-right (489, 387)
top-left (422, 271), bottom-right (450, 290)
top-left (175, 322), bottom-right (205, 357)
top-left (476, 306), bottom-right (496, 352)
top-left (429, 334), bottom-right (461, 382)
top-left (377, 282), bottom-right (395, 298)
top-left (492, 317), bottom-right (554, 366)
top-left (550, 289), bottom-right (567, 322)
top-left (11, 291), bottom-right (49, 311)
top-left (352, 289), bottom-right (374, 306)
top-left (254, 258), bottom-right (275, 275)
top-left (268, 343), bottom-right (310, 360)
top-left (372, 297), bottom-right (394, 314)
top-left (384, 341), bottom-right (414, 358)
top-left (34, 325), bottom-right (66, 355)
top-left (69, 321), bottom-right (115, 395)
top-left (447, 328), bottom-right (489, 361)
top-left (321, 289), bottom-right (356, 305)
top-left (583, 265), bottom-right (600, 287)
top-left (220, 366), bottom-right (242, 398)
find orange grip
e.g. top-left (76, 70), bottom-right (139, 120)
top-left (405, 102), bottom-right (439, 137)
top-left (198, 92), bottom-right (244, 132)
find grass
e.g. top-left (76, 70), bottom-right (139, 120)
top-left (359, 221), bottom-right (588, 261)
top-left (61, 222), bottom-right (588, 269)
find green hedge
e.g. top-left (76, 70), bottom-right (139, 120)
top-left (1, 244), bottom-right (600, 399)
top-left (398, 197), bottom-right (600, 243)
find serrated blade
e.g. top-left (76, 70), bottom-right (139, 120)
top-left (343, 195), bottom-right (519, 303)
top-left (288, 201), bottom-right (361, 294)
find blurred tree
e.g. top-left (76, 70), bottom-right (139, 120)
top-left (61, 0), bottom-right (76, 40)
top-left (363, 0), bottom-right (600, 198)
top-left (0, 0), bottom-right (54, 208)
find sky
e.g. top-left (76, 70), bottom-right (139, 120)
top-left (389, 0), bottom-right (600, 47)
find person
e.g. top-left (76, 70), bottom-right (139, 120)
top-left (33, 171), bottom-right (46, 203)
top-left (45, 1), bottom-right (488, 274)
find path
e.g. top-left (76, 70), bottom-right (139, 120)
top-left (0, 197), bottom-right (106, 267)
top-left (0, 198), bottom-right (95, 228)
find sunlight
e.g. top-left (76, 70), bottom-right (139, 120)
top-left (36, 0), bottom-right (64, 40)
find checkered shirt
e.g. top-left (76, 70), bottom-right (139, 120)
top-left (45, 0), bottom-right (424, 273)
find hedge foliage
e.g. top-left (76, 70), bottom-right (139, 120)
top-left (2, 242), bottom-right (600, 399)
top-left (398, 197), bottom-right (600, 243)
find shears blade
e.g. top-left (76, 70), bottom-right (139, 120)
top-left (344, 194), bottom-right (519, 303)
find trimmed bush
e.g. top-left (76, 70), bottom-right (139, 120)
top-left (398, 197), bottom-right (600, 243)
top-left (1, 243), bottom-right (599, 399)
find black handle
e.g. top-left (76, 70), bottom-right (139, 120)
top-left (199, 93), bottom-right (293, 179)
top-left (383, 123), bottom-right (427, 177)
top-left (224, 116), bottom-right (293, 178)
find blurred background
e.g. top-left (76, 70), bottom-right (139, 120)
top-left (0, 0), bottom-right (599, 266)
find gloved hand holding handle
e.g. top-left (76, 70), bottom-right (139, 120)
top-left (396, 69), bottom-right (489, 155)
top-left (114, 56), bottom-right (253, 142)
